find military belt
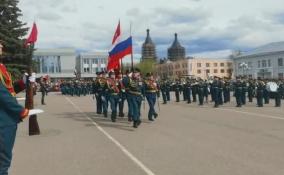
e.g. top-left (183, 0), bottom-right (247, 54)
top-left (146, 90), bottom-right (157, 93)
top-left (129, 91), bottom-right (141, 96)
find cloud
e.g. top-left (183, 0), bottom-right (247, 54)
top-left (37, 11), bottom-right (62, 21)
top-left (61, 5), bottom-right (78, 13)
top-left (18, 0), bottom-right (284, 60)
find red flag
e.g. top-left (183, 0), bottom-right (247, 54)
top-left (111, 21), bottom-right (121, 45)
top-left (25, 23), bottom-right (38, 46)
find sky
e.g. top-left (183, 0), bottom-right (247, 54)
top-left (19, 0), bottom-right (284, 59)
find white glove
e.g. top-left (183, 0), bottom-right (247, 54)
top-left (29, 72), bottom-right (36, 83)
top-left (28, 109), bottom-right (44, 116)
top-left (22, 73), bottom-right (28, 84)
top-left (23, 73), bottom-right (36, 84)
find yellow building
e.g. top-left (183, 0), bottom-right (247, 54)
top-left (155, 57), bottom-right (233, 79)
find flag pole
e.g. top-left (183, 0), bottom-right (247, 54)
top-left (130, 21), bottom-right (134, 70)
top-left (26, 43), bottom-right (40, 136)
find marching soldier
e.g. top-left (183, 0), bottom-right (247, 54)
top-left (117, 71), bottom-right (126, 117)
top-left (234, 78), bottom-right (243, 107)
top-left (122, 70), bottom-right (133, 122)
top-left (241, 79), bottom-right (248, 105)
top-left (126, 68), bottom-right (143, 128)
top-left (192, 80), bottom-right (198, 102)
top-left (275, 81), bottom-right (282, 107)
top-left (223, 79), bottom-right (231, 103)
top-left (160, 80), bottom-right (168, 104)
top-left (256, 80), bottom-right (265, 107)
top-left (218, 78), bottom-right (224, 106)
top-left (182, 80), bottom-right (187, 101)
top-left (203, 80), bottom-right (209, 103)
top-left (197, 80), bottom-right (205, 105)
top-left (263, 80), bottom-right (270, 104)
top-left (94, 72), bottom-right (108, 116)
top-left (107, 71), bottom-right (120, 122)
top-left (143, 72), bottom-right (159, 121)
top-left (247, 79), bottom-right (255, 103)
top-left (185, 79), bottom-right (192, 104)
top-left (173, 80), bottom-right (181, 102)
top-left (212, 77), bottom-right (220, 108)
top-left (165, 80), bottom-right (171, 101)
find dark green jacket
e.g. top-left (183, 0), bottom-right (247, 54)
top-left (0, 82), bottom-right (24, 127)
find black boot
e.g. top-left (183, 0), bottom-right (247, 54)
top-left (104, 112), bottom-right (108, 118)
top-left (133, 121), bottom-right (138, 128)
top-left (154, 113), bottom-right (158, 119)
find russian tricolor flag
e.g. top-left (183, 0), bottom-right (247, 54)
top-left (107, 37), bottom-right (132, 70)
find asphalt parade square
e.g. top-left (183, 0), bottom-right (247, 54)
top-left (10, 92), bottom-right (284, 175)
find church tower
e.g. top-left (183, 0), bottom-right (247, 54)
top-left (168, 33), bottom-right (186, 61)
top-left (142, 29), bottom-right (156, 60)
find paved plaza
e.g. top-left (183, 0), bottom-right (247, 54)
top-left (11, 93), bottom-right (284, 175)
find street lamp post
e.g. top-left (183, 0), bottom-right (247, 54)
top-left (240, 62), bottom-right (249, 78)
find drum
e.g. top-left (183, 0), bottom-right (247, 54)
top-left (266, 82), bottom-right (278, 92)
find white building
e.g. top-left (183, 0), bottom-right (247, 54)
top-left (76, 52), bottom-right (108, 79)
top-left (233, 42), bottom-right (284, 79)
top-left (33, 48), bottom-right (77, 80)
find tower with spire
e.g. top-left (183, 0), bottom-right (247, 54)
top-left (168, 33), bottom-right (186, 61)
top-left (142, 29), bottom-right (156, 60)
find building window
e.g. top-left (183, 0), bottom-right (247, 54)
top-left (220, 63), bottom-right (225, 67)
top-left (279, 73), bottom-right (284, 79)
top-left (278, 58), bottom-right (283, 66)
top-left (197, 63), bottom-right (202, 67)
top-left (206, 63), bottom-right (210, 67)
top-left (262, 60), bottom-right (267, 67)
top-left (258, 61), bottom-right (261, 68)
top-left (214, 63), bottom-right (218, 67)
top-left (221, 69), bottom-right (225, 73)
top-left (206, 69), bottom-right (210, 74)
top-left (268, 59), bottom-right (271, 67)
top-left (197, 70), bottom-right (202, 74)
top-left (227, 69), bottom-right (232, 73)
top-left (248, 62), bottom-right (252, 68)
top-left (214, 69), bottom-right (218, 73)
top-left (227, 63), bottom-right (232, 67)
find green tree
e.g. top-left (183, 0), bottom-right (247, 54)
top-left (0, 0), bottom-right (29, 78)
top-left (137, 59), bottom-right (156, 76)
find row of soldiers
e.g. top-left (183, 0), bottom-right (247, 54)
top-left (159, 77), bottom-right (284, 108)
top-left (61, 81), bottom-right (93, 96)
top-left (61, 69), bottom-right (160, 128)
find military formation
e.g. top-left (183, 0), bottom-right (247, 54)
top-left (160, 76), bottom-right (284, 108)
top-left (60, 68), bottom-right (160, 128)
top-left (60, 71), bottom-right (284, 128)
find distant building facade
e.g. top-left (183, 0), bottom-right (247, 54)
top-left (233, 42), bottom-right (284, 79)
top-left (33, 48), bottom-right (76, 80)
top-left (168, 33), bottom-right (186, 61)
top-left (155, 57), bottom-right (233, 79)
top-left (76, 52), bottom-right (108, 78)
top-left (142, 29), bottom-right (156, 60)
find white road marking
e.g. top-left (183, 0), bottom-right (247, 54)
top-left (65, 97), bottom-right (156, 175)
top-left (218, 108), bottom-right (284, 121)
